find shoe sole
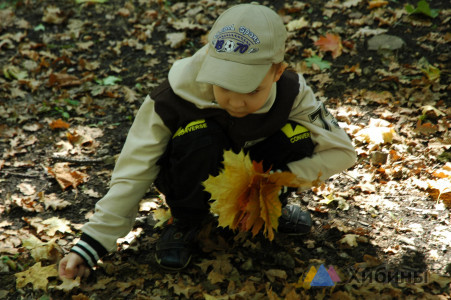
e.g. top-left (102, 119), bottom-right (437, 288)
top-left (155, 253), bottom-right (192, 272)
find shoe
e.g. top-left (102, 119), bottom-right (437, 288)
top-left (155, 219), bottom-right (201, 271)
top-left (278, 204), bottom-right (312, 235)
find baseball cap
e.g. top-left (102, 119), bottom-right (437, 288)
top-left (196, 3), bottom-right (287, 94)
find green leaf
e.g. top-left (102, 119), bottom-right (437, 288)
top-left (418, 57), bottom-right (441, 81)
top-left (3, 66), bottom-right (28, 80)
top-left (405, 4), bottom-right (415, 13)
top-left (305, 55), bottom-right (331, 70)
top-left (405, 0), bottom-right (438, 18)
top-left (34, 24), bottom-right (45, 32)
top-left (96, 75), bottom-right (122, 86)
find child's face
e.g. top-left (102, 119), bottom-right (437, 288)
top-left (213, 65), bottom-right (284, 118)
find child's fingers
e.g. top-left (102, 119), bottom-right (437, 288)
top-left (79, 266), bottom-right (90, 279)
top-left (58, 257), bottom-right (76, 279)
top-left (59, 253), bottom-right (85, 279)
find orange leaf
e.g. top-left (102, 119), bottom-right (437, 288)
top-left (314, 33), bottom-right (343, 59)
top-left (49, 118), bottom-right (70, 130)
top-left (368, 0), bottom-right (389, 9)
top-left (203, 150), bottom-right (317, 240)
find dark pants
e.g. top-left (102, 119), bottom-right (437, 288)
top-left (155, 119), bottom-right (314, 220)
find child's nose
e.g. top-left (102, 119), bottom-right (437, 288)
top-left (228, 97), bottom-right (245, 108)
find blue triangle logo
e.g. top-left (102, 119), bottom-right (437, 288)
top-left (310, 264), bottom-right (335, 287)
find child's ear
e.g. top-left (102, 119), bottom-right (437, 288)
top-left (273, 62), bottom-right (288, 82)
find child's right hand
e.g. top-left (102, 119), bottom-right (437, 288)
top-left (58, 252), bottom-right (90, 279)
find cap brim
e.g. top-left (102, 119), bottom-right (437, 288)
top-left (196, 54), bottom-right (272, 94)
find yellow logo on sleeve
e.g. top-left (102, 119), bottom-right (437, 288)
top-left (281, 123), bottom-right (310, 143)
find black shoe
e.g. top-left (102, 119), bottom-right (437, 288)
top-left (278, 204), bottom-right (312, 235)
top-left (155, 219), bottom-right (201, 271)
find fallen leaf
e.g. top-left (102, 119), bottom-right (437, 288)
top-left (47, 163), bottom-right (89, 190)
top-left (165, 32), bottom-right (187, 49)
top-left (17, 182), bottom-right (36, 196)
top-left (42, 6), bottom-right (65, 24)
top-left (53, 277), bottom-right (81, 292)
top-left (355, 119), bottom-right (396, 145)
top-left (339, 234), bottom-right (359, 247)
top-left (42, 193), bottom-right (71, 210)
top-left (314, 33), bottom-right (343, 59)
top-left (139, 198), bottom-right (159, 212)
top-left (15, 262), bottom-right (58, 291)
top-left (265, 269), bottom-right (287, 282)
top-left (368, 0), bottom-right (388, 9)
top-left (414, 119), bottom-right (438, 135)
top-left (153, 208), bottom-right (172, 228)
top-left (49, 72), bottom-right (81, 87)
top-left (41, 217), bottom-right (72, 236)
top-left (286, 17), bottom-right (309, 31)
top-left (22, 236), bottom-right (62, 262)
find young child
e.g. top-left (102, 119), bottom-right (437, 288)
top-left (59, 3), bottom-right (356, 278)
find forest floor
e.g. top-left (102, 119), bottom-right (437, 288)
top-left (0, 0), bottom-right (450, 299)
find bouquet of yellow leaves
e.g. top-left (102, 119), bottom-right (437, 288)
top-left (203, 150), bottom-right (318, 241)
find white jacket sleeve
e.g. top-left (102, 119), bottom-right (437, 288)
top-left (287, 74), bottom-right (356, 183)
top-left (81, 95), bottom-right (171, 252)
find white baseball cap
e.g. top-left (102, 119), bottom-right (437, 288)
top-left (196, 3), bottom-right (287, 93)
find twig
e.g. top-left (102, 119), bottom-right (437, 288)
top-left (2, 171), bottom-right (41, 178)
top-left (342, 171), bottom-right (359, 183)
top-left (51, 155), bottom-right (107, 164)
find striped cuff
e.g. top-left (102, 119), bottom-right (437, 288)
top-left (70, 233), bottom-right (108, 268)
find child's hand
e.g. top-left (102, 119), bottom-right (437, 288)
top-left (58, 252), bottom-right (90, 279)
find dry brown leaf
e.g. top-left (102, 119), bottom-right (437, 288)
top-left (265, 269), bottom-right (287, 282)
top-left (414, 119), bottom-right (438, 135)
top-left (207, 271), bottom-right (225, 284)
top-left (48, 72), bottom-right (81, 87)
top-left (42, 193), bottom-right (71, 210)
top-left (123, 86), bottom-right (138, 103)
top-left (47, 163), bottom-right (88, 190)
top-left (42, 6), bottom-right (65, 24)
top-left (11, 194), bottom-right (44, 213)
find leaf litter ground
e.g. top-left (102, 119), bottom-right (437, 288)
top-left (0, 0), bottom-right (450, 299)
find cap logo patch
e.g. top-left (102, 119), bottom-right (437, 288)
top-left (212, 24), bottom-right (260, 54)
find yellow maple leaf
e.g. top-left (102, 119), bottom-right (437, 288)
top-left (15, 262), bottom-right (58, 291)
top-left (203, 150), bottom-right (317, 241)
top-left (22, 236), bottom-right (61, 262)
